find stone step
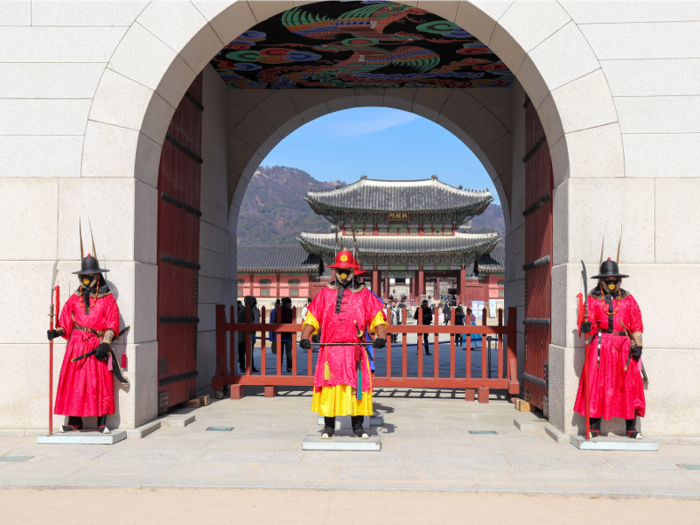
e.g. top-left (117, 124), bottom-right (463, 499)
top-left (317, 414), bottom-right (383, 429)
top-left (161, 414), bottom-right (195, 428)
top-left (571, 434), bottom-right (658, 451)
top-left (302, 429), bottom-right (381, 451)
top-left (37, 430), bottom-right (126, 445)
top-left (513, 417), bottom-right (547, 431)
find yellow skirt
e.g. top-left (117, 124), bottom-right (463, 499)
top-left (311, 385), bottom-right (373, 417)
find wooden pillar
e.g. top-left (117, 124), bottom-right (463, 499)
top-left (459, 266), bottom-right (467, 305)
top-left (384, 274), bottom-right (390, 299)
top-left (435, 277), bottom-right (441, 302)
top-left (249, 273), bottom-right (254, 296)
top-left (276, 272), bottom-right (281, 300)
top-left (372, 269), bottom-right (379, 295)
top-left (418, 268), bottom-right (425, 298)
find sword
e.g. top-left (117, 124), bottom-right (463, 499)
top-left (70, 326), bottom-right (130, 362)
top-left (621, 320), bottom-right (648, 383)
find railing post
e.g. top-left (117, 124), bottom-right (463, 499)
top-left (507, 307), bottom-right (519, 395)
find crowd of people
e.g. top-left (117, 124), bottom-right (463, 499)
top-left (234, 293), bottom-right (476, 374)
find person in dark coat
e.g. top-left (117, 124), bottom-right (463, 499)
top-left (414, 299), bottom-right (432, 355)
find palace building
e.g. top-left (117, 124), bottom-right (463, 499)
top-left (236, 177), bottom-right (505, 307)
top-left (298, 176), bottom-right (502, 305)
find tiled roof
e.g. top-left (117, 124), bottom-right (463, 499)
top-left (237, 245), bottom-right (320, 272)
top-left (475, 244), bottom-right (504, 274)
top-left (298, 232), bottom-right (499, 255)
top-left (306, 177), bottom-right (492, 212)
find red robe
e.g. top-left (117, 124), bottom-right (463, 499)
top-left (574, 291), bottom-right (645, 420)
top-left (307, 285), bottom-right (385, 393)
top-left (54, 292), bottom-right (119, 417)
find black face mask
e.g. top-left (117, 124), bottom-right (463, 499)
top-left (602, 279), bottom-right (620, 294)
top-left (336, 270), bottom-right (354, 287)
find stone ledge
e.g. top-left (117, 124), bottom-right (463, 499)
top-left (37, 430), bottom-right (126, 445)
top-left (513, 417), bottom-right (547, 431)
top-left (571, 435), bottom-right (658, 451)
top-left (544, 424), bottom-right (571, 444)
top-left (161, 414), bottom-right (195, 428)
top-left (124, 420), bottom-right (161, 439)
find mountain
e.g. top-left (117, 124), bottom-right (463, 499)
top-left (236, 166), bottom-right (343, 246)
top-left (237, 166), bottom-right (506, 245)
top-left (470, 201), bottom-right (506, 239)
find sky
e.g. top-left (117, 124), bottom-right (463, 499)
top-left (259, 106), bottom-right (500, 205)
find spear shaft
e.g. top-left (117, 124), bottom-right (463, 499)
top-left (581, 261), bottom-right (591, 441)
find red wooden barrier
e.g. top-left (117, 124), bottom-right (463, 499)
top-left (212, 304), bottom-right (519, 400)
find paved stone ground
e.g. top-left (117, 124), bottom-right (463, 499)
top-left (4, 489), bottom-right (700, 525)
top-left (1, 390), bottom-right (699, 499)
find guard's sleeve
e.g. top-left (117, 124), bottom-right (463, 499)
top-left (627, 295), bottom-right (643, 333)
top-left (365, 290), bottom-right (387, 332)
top-left (369, 310), bottom-right (387, 333)
top-left (103, 295), bottom-right (120, 335)
top-left (302, 311), bottom-right (320, 336)
top-left (586, 296), bottom-right (600, 333)
top-left (58, 295), bottom-right (75, 340)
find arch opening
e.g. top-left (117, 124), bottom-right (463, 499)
top-left (79, 0), bottom-right (623, 430)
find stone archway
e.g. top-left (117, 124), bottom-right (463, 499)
top-left (81, 0), bottom-right (624, 433)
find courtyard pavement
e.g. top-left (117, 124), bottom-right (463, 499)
top-left (1, 389), bottom-right (700, 500)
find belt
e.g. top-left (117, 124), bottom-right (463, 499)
top-left (599, 329), bottom-right (627, 337)
top-left (73, 324), bottom-right (104, 338)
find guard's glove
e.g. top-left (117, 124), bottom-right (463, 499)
top-left (373, 338), bottom-right (386, 349)
top-left (47, 329), bottom-right (62, 341)
top-left (95, 343), bottom-right (111, 362)
top-left (580, 322), bottom-right (592, 334)
top-left (299, 339), bottom-right (311, 350)
top-left (632, 346), bottom-right (643, 361)
top-left (311, 334), bottom-right (320, 344)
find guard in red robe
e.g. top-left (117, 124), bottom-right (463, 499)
top-left (574, 258), bottom-right (645, 438)
top-left (47, 251), bottom-right (127, 434)
top-left (300, 250), bottom-right (387, 439)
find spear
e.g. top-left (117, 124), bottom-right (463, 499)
top-left (581, 261), bottom-right (591, 441)
top-left (48, 262), bottom-right (60, 436)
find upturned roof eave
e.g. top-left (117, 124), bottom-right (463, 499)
top-left (297, 235), bottom-right (501, 257)
top-left (304, 195), bottom-right (494, 215)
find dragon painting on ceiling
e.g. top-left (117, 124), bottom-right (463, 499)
top-left (211, 1), bottom-right (514, 89)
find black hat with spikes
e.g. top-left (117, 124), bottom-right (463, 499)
top-left (73, 219), bottom-right (109, 274)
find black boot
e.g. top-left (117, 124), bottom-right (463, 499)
top-left (322, 417), bottom-right (335, 439)
top-left (626, 418), bottom-right (641, 439)
top-left (351, 415), bottom-right (368, 439)
top-left (589, 417), bottom-right (601, 438)
top-left (97, 414), bottom-right (110, 434)
top-left (60, 416), bottom-right (83, 433)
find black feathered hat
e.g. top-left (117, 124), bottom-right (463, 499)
top-left (591, 258), bottom-right (628, 279)
top-left (73, 219), bottom-right (109, 274)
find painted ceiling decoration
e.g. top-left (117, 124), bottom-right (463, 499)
top-left (211, 1), bottom-right (514, 89)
